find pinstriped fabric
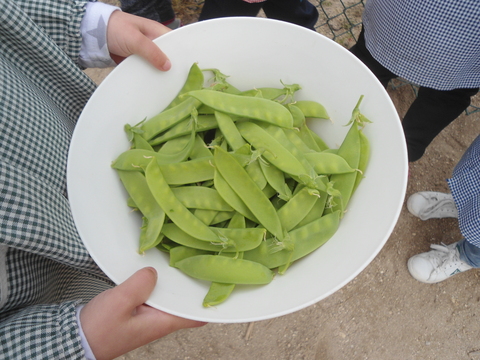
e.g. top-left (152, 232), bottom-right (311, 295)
top-left (0, 0), bottom-right (114, 358)
top-left (363, 0), bottom-right (480, 90)
top-left (448, 135), bottom-right (480, 247)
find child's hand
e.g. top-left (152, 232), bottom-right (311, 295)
top-left (107, 11), bottom-right (172, 71)
top-left (80, 267), bottom-right (206, 360)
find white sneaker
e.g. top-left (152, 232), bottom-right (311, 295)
top-left (407, 242), bottom-right (473, 283)
top-left (407, 191), bottom-right (458, 220)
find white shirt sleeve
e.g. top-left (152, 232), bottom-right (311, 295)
top-left (76, 305), bottom-right (97, 360)
top-left (79, 2), bottom-right (121, 69)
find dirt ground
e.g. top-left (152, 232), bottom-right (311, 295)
top-left (84, 2), bottom-right (480, 359)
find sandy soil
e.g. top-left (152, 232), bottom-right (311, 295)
top-left (84, 2), bottom-right (480, 359)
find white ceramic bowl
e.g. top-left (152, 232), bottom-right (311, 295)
top-left (68, 17), bottom-right (408, 323)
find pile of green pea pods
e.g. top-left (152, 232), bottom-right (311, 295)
top-left (112, 63), bottom-right (371, 307)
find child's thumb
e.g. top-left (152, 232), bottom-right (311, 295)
top-left (114, 267), bottom-right (158, 310)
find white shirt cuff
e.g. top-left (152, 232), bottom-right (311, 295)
top-left (79, 2), bottom-right (121, 68)
top-left (76, 305), bottom-right (97, 360)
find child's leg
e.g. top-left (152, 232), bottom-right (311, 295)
top-left (402, 86), bottom-right (478, 162)
top-left (261, 0), bottom-right (319, 30)
top-left (349, 28), bottom-right (396, 88)
top-left (120, 0), bottom-right (176, 24)
top-left (199, 0), bottom-right (263, 20)
top-left (457, 239), bottom-right (480, 268)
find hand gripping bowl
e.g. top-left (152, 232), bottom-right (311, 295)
top-left (67, 17), bottom-right (408, 323)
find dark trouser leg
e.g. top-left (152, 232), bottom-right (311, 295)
top-left (349, 27), bottom-right (396, 88)
top-left (120, 0), bottom-right (175, 23)
top-left (155, 0), bottom-right (175, 23)
top-left (403, 86), bottom-right (479, 162)
top-left (199, 0), bottom-right (263, 20)
top-left (199, 0), bottom-right (318, 30)
top-left (262, 0), bottom-right (319, 30)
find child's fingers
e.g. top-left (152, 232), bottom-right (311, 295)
top-left (110, 267), bottom-right (158, 312)
top-left (128, 33), bottom-right (171, 71)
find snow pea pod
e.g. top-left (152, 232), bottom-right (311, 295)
top-left (190, 134), bottom-right (213, 159)
top-left (246, 160), bottom-right (267, 190)
top-left (259, 160), bottom-right (292, 201)
top-left (257, 122), bottom-right (316, 177)
top-left (164, 62), bottom-right (204, 110)
top-left (306, 126), bottom-right (329, 151)
top-left (133, 133), bottom-right (154, 151)
top-left (162, 223), bottom-right (265, 252)
top-left (353, 130), bottom-right (370, 193)
top-left (203, 282), bottom-right (236, 307)
top-left (262, 183), bottom-right (277, 199)
top-left (287, 103), bottom-right (306, 128)
top-left (197, 103), bottom-right (216, 115)
top-left (304, 152), bottom-right (356, 174)
top-left (214, 146), bottom-right (284, 240)
top-left (159, 125), bottom-right (196, 160)
top-left (214, 111), bottom-right (246, 151)
top-left (194, 209), bottom-right (218, 225)
top-left (327, 97), bottom-right (364, 215)
top-left (202, 249), bottom-right (244, 307)
top-left (159, 157), bottom-right (215, 185)
top-left (126, 196), bottom-right (137, 209)
top-left (171, 186), bottom-right (233, 211)
top-left (243, 210), bottom-right (341, 269)
top-left (116, 170), bottom-right (165, 253)
top-left (145, 159), bottom-right (221, 242)
top-left (283, 128), bottom-right (315, 154)
top-left (297, 123), bottom-right (322, 152)
top-left (111, 149), bottom-right (158, 171)
top-left (202, 212), bottom-right (248, 306)
top-left (295, 190), bottom-right (328, 228)
top-left (149, 115), bottom-right (217, 146)
top-left (294, 100), bottom-right (329, 119)
top-left (228, 212), bottom-right (246, 229)
top-left (277, 186), bottom-right (319, 232)
top-left (185, 90), bottom-right (294, 128)
top-left (327, 123), bottom-right (360, 215)
top-left (237, 122), bottom-right (308, 177)
top-left (215, 111), bottom-right (267, 189)
top-left (210, 211), bottom-right (235, 225)
top-left (240, 86), bottom-right (292, 101)
top-left (140, 97), bottom-right (202, 141)
top-left (254, 123), bottom-right (334, 194)
top-left (213, 168), bottom-right (258, 222)
top-left (203, 68), bottom-right (242, 94)
top-left (169, 246), bottom-right (212, 267)
top-left (175, 255), bottom-right (274, 285)
top-left (158, 135), bottom-right (190, 155)
top-left (112, 128), bottom-right (195, 170)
